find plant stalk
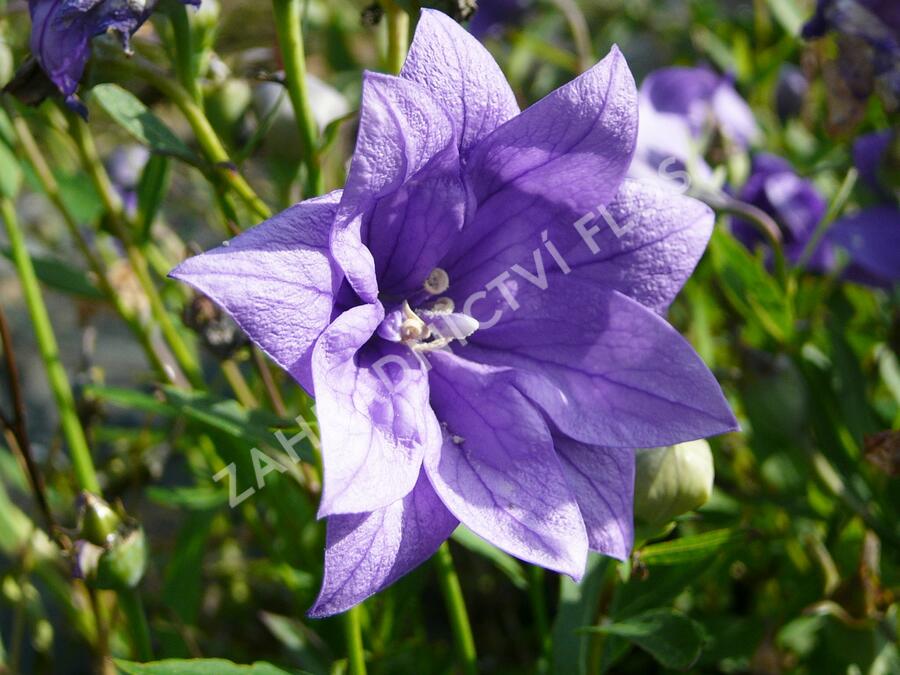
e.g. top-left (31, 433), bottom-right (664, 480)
top-left (343, 605), bottom-right (367, 675)
top-left (271, 0), bottom-right (324, 195)
top-left (384, 0), bottom-right (410, 75)
top-left (434, 543), bottom-right (478, 675)
top-left (0, 198), bottom-right (101, 494)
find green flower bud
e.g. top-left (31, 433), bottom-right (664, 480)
top-left (633, 440), bottom-right (715, 526)
top-left (0, 42), bottom-right (13, 89)
top-left (95, 526), bottom-right (147, 590)
top-left (205, 78), bottom-right (252, 148)
top-left (75, 525), bottom-right (148, 591)
top-left (77, 492), bottom-right (122, 546)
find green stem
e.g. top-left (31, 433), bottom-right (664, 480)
top-left (795, 167), bottom-right (858, 272)
top-left (1, 198), bottom-right (101, 494)
top-left (529, 566), bottom-right (551, 669)
top-left (343, 605), bottom-right (367, 675)
top-left (383, 0), bottom-right (410, 75)
top-left (66, 112), bottom-right (205, 390)
top-left (97, 57), bottom-right (272, 222)
top-left (695, 188), bottom-right (788, 287)
top-left (271, 0), bottom-right (323, 195)
top-left (118, 588), bottom-right (153, 661)
top-left (434, 543), bottom-right (478, 675)
top-left (6, 110), bottom-right (174, 385)
top-left (221, 359), bottom-right (258, 409)
top-left (167, 1), bottom-right (202, 105)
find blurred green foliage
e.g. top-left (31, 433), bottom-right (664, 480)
top-left (0, 0), bottom-right (897, 673)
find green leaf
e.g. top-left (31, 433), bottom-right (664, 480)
top-left (259, 612), bottom-right (330, 675)
top-left (551, 554), bottom-right (611, 675)
top-left (583, 609), bottom-right (706, 670)
top-left (0, 140), bottom-right (22, 198)
top-left (451, 526), bottom-right (527, 590)
top-left (136, 154), bottom-right (172, 241)
top-left (637, 529), bottom-right (745, 566)
top-left (83, 384), bottom-right (175, 417)
top-left (91, 84), bottom-right (197, 163)
top-left (162, 511), bottom-right (215, 625)
top-left (766, 0), bottom-right (805, 36)
top-left (1, 247), bottom-right (103, 300)
top-left (709, 228), bottom-right (793, 343)
top-left (146, 486), bottom-right (228, 511)
top-left (115, 659), bottom-right (299, 675)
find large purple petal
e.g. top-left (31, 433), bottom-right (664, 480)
top-left (401, 8), bottom-right (520, 157)
top-left (554, 434), bottom-right (634, 560)
top-left (312, 304), bottom-right (441, 516)
top-left (829, 206), bottom-right (900, 283)
top-left (463, 282), bottom-right (737, 448)
top-left (424, 351), bottom-right (588, 578)
top-left (308, 471), bottom-right (457, 618)
top-left (444, 46), bottom-right (638, 296)
top-left (554, 179), bottom-right (714, 314)
top-left (170, 191), bottom-right (341, 394)
top-left (331, 72), bottom-right (462, 302)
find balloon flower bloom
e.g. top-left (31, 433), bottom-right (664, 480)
top-left (172, 10), bottom-right (738, 616)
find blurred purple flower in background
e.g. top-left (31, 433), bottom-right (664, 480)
top-left (732, 153), bottom-right (832, 268)
top-left (830, 129), bottom-right (900, 287)
top-left (630, 65), bottom-right (758, 190)
top-left (105, 145), bottom-right (150, 216)
top-left (640, 66), bottom-right (759, 148)
top-left (468, 0), bottom-right (530, 38)
top-left (774, 64), bottom-right (809, 122)
top-left (173, 10), bottom-right (737, 616)
top-left (27, 0), bottom-right (199, 110)
top-left (802, 0), bottom-right (900, 107)
top-left (734, 143), bottom-right (900, 287)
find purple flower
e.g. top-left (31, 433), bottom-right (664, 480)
top-left (105, 144), bottom-right (150, 216)
top-left (28, 0), bottom-right (199, 110)
top-left (853, 130), bottom-right (893, 198)
top-left (172, 10), bottom-right (737, 616)
top-left (774, 64), bottom-right (809, 122)
top-left (829, 130), bottom-right (900, 287)
top-left (640, 66), bottom-right (759, 149)
top-left (629, 66), bottom-right (757, 190)
top-left (468, 0), bottom-right (529, 38)
top-left (734, 150), bottom-right (900, 287)
top-left (731, 154), bottom-right (832, 268)
top-left (829, 206), bottom-right (900, 286)
top-left (802, 0), bottom-right (900, 105)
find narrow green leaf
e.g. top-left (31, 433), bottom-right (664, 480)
top-left (583, 608), bottom-right (706, 670)
top-left (91, 84), bottom-right (197, 162)
top-left (115, 659), bottom-right (299, 675)
top-left (83, 384), bottom-right (175, 417)
top-left (551, 554), bottom-right (611, 675)
top-left (637, 529), bottom-right (745, 566)
top-left (162, 511), bottom-right (215, 625)
top-left (136, 154), bottom-right (172, 241)
top-left (765, 0), bottom-right (805, 36)
top-left (1, 247), bottom-right (103, 300)
top-left (146, 486), bottom-right (228, 511)
top-left (451, 525), bottom-right (527, 590)
top-left (709, 228), bottom-right (793, 342)
top-left (0, 141), bottom-right (22, 198)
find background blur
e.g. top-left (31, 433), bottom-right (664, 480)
top-left (0, 0), bottom-right (898, 673)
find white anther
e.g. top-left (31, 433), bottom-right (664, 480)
top-left (431, 297), bottom-right (455, 314)
top-left (424, 268), bottom-right (450, 295)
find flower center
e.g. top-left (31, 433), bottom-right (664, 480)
top-left (377, 269), bottom-right (479, 352)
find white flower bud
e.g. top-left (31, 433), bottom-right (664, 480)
top-left (633, 439), bottom-right (715, 525)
